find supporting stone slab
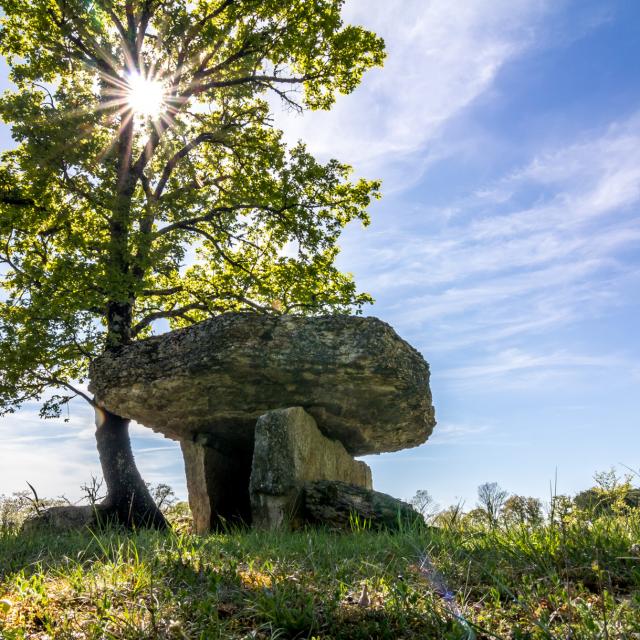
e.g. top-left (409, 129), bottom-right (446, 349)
top-left (249, 407), bottom-right (372, 529)
top-left (181, 439), bottom-right (253, 533)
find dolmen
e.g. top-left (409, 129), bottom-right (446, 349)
top-left (89, 313), bottom-right (436, 533)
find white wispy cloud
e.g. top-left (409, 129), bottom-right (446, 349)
top-left (346, 111), bottom-right (640, 360)
top-left (441, 348), bottom-right (625, 384)
top-left (0, 403), bottom-right (185, 499)
top-left (274, 0), bottom-right (564, 188)
top-left (0, 405), bottom-right (99, 498)
top-left (427, 422), bottom-right (493, 445)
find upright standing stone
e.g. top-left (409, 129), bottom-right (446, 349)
top-left (250, 407), bottom-right (372, 529)
top-left (181, 437), bottom-right (253, 533)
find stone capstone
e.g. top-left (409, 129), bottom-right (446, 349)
top-left (88, 313), bottom-right (435, 456)
top-left (301, 481), bottom-right (423, 531)
top-left (249, 407), bottom-right (372, 529)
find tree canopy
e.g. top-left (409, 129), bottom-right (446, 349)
top-left (0, 0), bottom-right (385, 418)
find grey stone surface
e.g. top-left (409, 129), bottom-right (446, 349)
top-left (22, 506), bottom-right (96, 534)
top-left (301, 481), bottom-right (423, 531)
top-left (89, 313), bottom-right (435, 456)
top-left (180, 440), bottom-right (211, 535)
top-left (250, 407), bottom-right (372, 528)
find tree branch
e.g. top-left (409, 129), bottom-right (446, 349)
top-left (0, 195), bottom-right (38, 207)
top-left (139, 286), bottom-right (184, 297)
top-left (94, 0), bottom-right (128, 43)
top-left (153, 132), bottom-right (230, 199)
top-left (153, 200), bottom-right (296, 239)
top-left (32, 371), bottom-right (96, 408)
top-left (125, 1), bottom-right (136, 41)
top-left (136, 0), bottom-right (156, 52)
top-left (132, 302), bottom-right (208, 336)
top-left (50, 3), bottom-right (118, 75)
top-left (195, 40), bottom-right (259, 80)
top-left (0, 252), bottom-right (30, 284)
top-left (130, 117), bottom-right (172, 179)
top-left (61, 164), bottom-right (109, 213)
top-left (182, 0), bottom-right (236, 52)
top-left (191, 73), bottom-right (312, 95)
top-left (181, 224), bottom-right (252, 275)
top-left (233, 295), bottom-right (273, 313)
top-left (158, 174), bottom-right (231, 203)
top-left (139, 173), bottom-right (153, 202)
top-left (153, 206), bottom-right (232, 237)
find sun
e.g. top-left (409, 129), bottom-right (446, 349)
top-left (126, 73), bottom-right (165, 119)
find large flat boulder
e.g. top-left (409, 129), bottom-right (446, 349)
top-left (89, 313), bottom-right (435, 456)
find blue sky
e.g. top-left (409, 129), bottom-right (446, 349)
top-left (1, 0), bottom-right (639, 510)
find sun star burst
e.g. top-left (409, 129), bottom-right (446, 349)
top-left (126, 72), bottom-right (165, 119)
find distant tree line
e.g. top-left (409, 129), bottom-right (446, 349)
top-left (410, 468), bottom-right (640, 528)
top-left (2, 467), bottom-right (638, 533)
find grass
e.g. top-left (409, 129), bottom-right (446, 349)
top-left (0, 507), bottom-right (639, 639)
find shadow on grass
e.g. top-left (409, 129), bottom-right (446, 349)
top-left (0, 526), bottom-right (167, 578)
top-left (0, 524), bottom-right (462, 639)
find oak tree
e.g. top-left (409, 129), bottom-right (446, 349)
top-left (0, 0), bottom-right (384, 527)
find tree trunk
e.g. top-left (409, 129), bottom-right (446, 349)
top-left (94, 406), bottom-right (167, 529)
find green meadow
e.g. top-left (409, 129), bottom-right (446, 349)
top-left (1, 484), bottom-right (639, 639)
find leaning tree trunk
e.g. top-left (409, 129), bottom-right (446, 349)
top-left (95, 295), bottom-right (166, 529)
top-left (95, 406), bottom-right (167, 529)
